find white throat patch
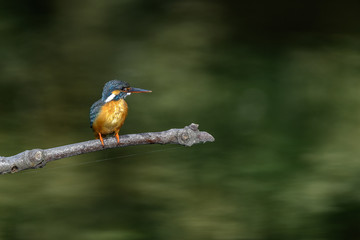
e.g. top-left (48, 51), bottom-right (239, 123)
top-left (105, 93), bottom-right (116, 103)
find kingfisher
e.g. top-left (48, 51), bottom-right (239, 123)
top-left (90, 80), bottom-right (152, 146)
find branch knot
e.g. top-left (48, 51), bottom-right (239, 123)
top-left (28, 149), bottom-right (45, 167)
top-left (178, 123), bottom-right (200, 146)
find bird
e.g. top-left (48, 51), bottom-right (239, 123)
top-left (90, 80), bottom-right (152, 146)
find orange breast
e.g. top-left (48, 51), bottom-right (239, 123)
top-left (92, 99), bottom-right (128, 136)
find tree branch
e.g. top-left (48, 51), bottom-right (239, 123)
top-left (0, 123), bottom-right (214, 174)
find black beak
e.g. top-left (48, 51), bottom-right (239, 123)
top-left (128, 87), bottom-right (152, 93)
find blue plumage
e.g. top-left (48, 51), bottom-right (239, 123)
top-left (89, 99), bottom-right (103, 128)
top-left (101, 80), bottom-right (130, 101)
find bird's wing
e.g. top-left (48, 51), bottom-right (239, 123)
top-left (89, 99), bottom-right (104, 128)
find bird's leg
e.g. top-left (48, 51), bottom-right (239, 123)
top-left (115, 132), bottom-right (120, 144)
top-left (98, 133), bottom-right (104, 146)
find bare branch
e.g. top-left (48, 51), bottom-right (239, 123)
top-left (0, 123), bottom-right (215, 174)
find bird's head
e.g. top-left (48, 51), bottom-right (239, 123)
top-left (101, 80), bottom-right (152, 102)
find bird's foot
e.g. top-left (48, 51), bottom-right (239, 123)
top-left (115, 132), bottom-right (120, 144)
top-left (98, 133), bottom-right (105, 146)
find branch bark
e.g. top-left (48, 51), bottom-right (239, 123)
top-left (0, 123), bottom-right (214, 174)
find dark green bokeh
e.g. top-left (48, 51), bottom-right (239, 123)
top-left (1, 1), bottom-right (360, 239)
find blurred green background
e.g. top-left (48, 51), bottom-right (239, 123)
top-left (1, 1), bottom-right (360, 239)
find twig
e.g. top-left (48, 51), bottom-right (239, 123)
top-left (0, 123), bottom-right (214, 174)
